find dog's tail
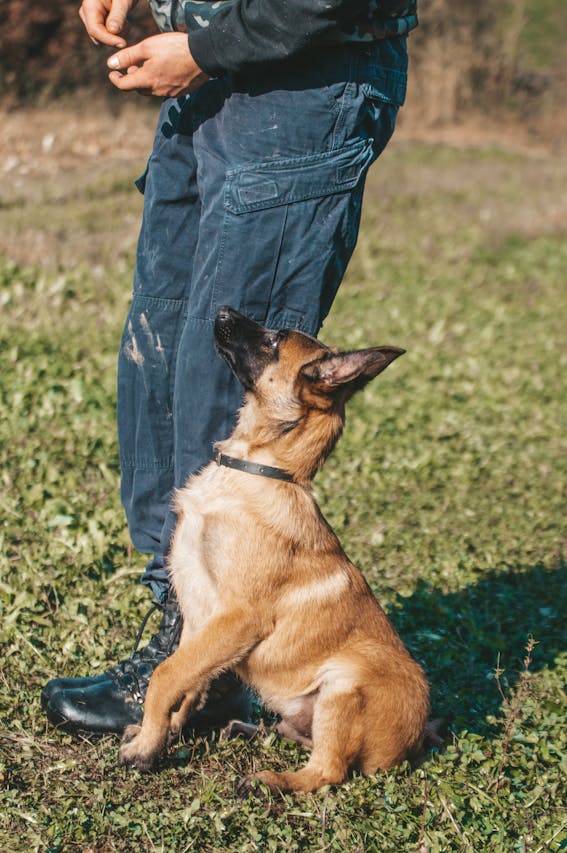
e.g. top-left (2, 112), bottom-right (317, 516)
top-left (410, 717), bottom-right (447, 767)
top-left (424, 717), bottom-right (446, 750)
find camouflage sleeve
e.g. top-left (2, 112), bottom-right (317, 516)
top-left (188, 0), bottom-right (376, 76)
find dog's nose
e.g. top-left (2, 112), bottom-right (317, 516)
top-left (214, 306), bottom-right (241, 348)
top-left (216, 306), bottom-right (234, 325)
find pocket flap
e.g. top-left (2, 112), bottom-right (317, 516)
top-left (363, 65), bottom-right (408, 106)
top-left (224, 138), bottom-right (374, 215)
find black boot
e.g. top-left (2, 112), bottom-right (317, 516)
top-left (42, 594), bottom-right (251, 735)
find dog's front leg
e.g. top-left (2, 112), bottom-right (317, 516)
top-left (118, 609), bottom-right (258, 771)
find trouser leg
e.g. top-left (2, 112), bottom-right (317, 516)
top-left (117, 99), bottom-right (201, 600)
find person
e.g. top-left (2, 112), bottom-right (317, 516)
top-left (42, 0), bottom-right (418, 734)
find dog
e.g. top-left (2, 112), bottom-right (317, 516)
top-left (118, 306), bottom-right (430, 793)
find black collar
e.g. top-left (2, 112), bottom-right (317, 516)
top-left (215, 452), bottom-right (295, 483)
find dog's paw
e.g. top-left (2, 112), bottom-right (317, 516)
top-left (118, 730), bottom-right (159, 772)
top-left (236, 774), bottom-right (271, 799)
top-left (121, 724), bottom-right (142, 745)
top-left (118, 744), bottom-right (157, 772)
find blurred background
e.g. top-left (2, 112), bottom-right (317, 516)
top-left (1, 0), bottom-right (566, 145)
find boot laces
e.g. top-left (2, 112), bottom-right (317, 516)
top-left (108, 596), bottom-right (182, 704)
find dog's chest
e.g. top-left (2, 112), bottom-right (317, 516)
top-left (168, 478), bottom-right (240, 634)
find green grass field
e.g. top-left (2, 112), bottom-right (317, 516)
top-left (0, 124), bottom-right (566, 851)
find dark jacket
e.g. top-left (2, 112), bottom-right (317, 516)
top-left (147, 0), bottom-right (418, 76)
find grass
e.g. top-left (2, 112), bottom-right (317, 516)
top-left (521, 0), bottom-right (567, 71)
top-left (0, 127), bottom-right (566, 851)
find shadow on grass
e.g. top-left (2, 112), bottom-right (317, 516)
top-left (390, 562), bottom-right (566, 734)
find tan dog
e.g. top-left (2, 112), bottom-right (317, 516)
top-left (118, 307), bottom-right (429, 793)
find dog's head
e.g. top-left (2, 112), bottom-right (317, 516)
top-left (214, 306), bottom-right (404, 479)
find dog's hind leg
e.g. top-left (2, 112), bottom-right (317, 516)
top-left (275, 719), bottom-right (313, 749)
top-left (240, 686), bottom-right (364, 794)
top-left (223, 717), bottom-right (314, 748)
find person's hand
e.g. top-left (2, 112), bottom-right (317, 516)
top-left (79, 0), bottom-right (137, 48)
top-left (107, 33), bottom-right (209, 97)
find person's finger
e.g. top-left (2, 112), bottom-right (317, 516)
top-left (108, 42), bottom-right (148, 72)
top-left (107, 0), bottom-right (133, 37)
top-left (78, 6), bottom-right (100, 44)
top-left (80, 0), bottom-right (127, 47)
top-left (110, 68), bottom-right (144, 88)
top-left (109, 67), bottom-right (152, 95)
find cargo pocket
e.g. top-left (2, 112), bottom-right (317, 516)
top-left (209, 137), bottom-right (374, 323)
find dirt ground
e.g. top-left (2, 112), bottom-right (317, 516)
top-left (1, 100), bottom-right (157, 182)
top-left (1, 97), bottom-right (566, 270)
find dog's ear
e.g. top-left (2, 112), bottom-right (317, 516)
top-left (300, 347), bottom-right (405, 399)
